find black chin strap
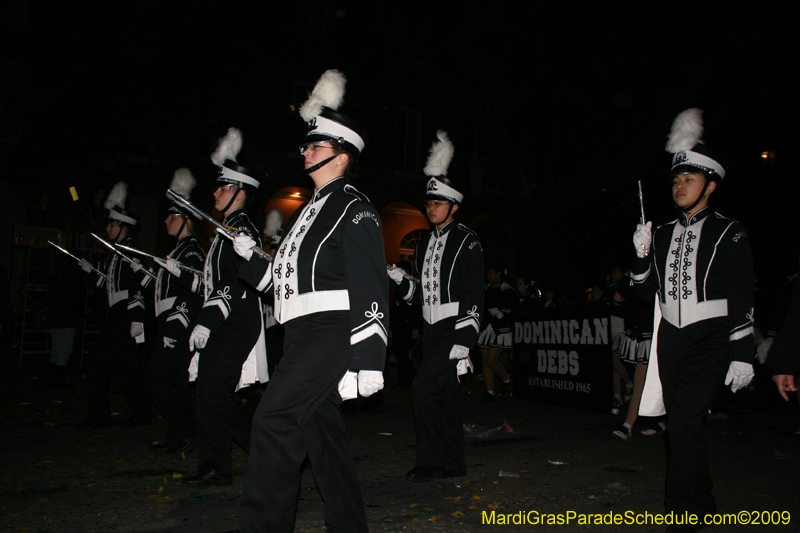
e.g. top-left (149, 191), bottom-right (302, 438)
top-left (220, 185), bottom-right (241, 215)
top-left (176, 216), bottom-right (187, 239)
top-left (303, 154), bottom-right (338, 176)
top-left (675, 179), bottom-right (711, 213)
top-left (113, 224), bottom-right (125, 244)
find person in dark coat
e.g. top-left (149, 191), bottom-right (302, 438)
top-left (389, 130), bottom-right (484, 483)
top-left (631, 109), bottom-right (754, 532)
top-left (236, 71), bottom-right (388, 533)
top-left (137, 168), bottom-right (206, 454)
top-left (181, 129), bottom-right (267, 487)
top-left (77, 182), bottom-right (151, 429)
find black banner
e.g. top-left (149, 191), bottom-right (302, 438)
top-left (512, 305), bottom-right (612, 413)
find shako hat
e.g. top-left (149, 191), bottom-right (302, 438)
top-left (423, 130), bottom-right (463, 204)
top-left (167, 168), bottom-right (200, 218)
top-left (211, 128), bottom-right (261, 192)
top-left (105, 182), bottom-right (138, 226)
top-left (666, 108), bottom-right (727, 180)
top-left (299, 70), bottom-right (366, 159)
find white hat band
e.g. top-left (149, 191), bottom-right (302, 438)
top-left (219, 166), bottom-right (261, 188)
top-left (426, 177), bottom-right (463, 203)
top-left (311, 115), bottom-right (365, 153)
top-left (109, 208), bottom-right (137, 226)
top-left (673, 150), bottom-right (726, 179)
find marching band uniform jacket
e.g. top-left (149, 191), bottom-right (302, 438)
top-left (631, 205), bottom-right (754, 518)
top-left (394, 218), bottom-right (483, 475)
top-left (96, 236), bottom-right (147, 322)
top-left (239, 178), bottom-right (388, 533)
top-left (630, 206), bottom-right (754, 363)
top-left (239, 177), bottom-right (389, 372)
top-left (396, 219), bottom-right (484, 347)
top-left (140, 234), bottom-right (205, 332)
top-left (193, 209), bottom-right (267, 389)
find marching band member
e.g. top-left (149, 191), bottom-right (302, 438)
top-left (236, 70), bottom-right (388, 533)
top-left (632, 109), bottom-right (754, 531)
top-left (388, 130), bottom-right (484, 482)
top-left (77, 183), bottom-right (151, 429)
top-left (139, 168), bottom-right (205, 454)
top-left (182, 128), bottom-right (267, 487)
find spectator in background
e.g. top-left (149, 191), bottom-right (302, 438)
top-left (477, 262), bottom-right (518, 402)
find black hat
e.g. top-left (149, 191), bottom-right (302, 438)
top-left (666, 109), bottom-right (727, 180)
top-left (167, 168), bottom-right (200, 218)
top-left (210, 128), bottom-right (261, 192)
top-left (423, 131), bottom-right (463, 204)
top-left (105, 182), bottom-right (138, 226)
top-left (299, 70), bottom-right (366, 158)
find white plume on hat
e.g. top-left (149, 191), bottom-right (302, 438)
top-left (211, 128), bottom-right (243, 166)
top-left (299, 70), bottom-right (346, 122)
top-left (666, 108), bottom-right (704, 154)
top-left (104, 182), bottom-right (128, 210)
top-left (170, 168), bottom-right (196, 199)
top-left (423, 130), bottom-right (455, 177)
top-left (264, 208), bottom-right (283, 237)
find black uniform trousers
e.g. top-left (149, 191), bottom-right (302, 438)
top-left (657, 319), bottom-right (729, 518)
top-left (411, 317), bottom-right (465, 473)
top-left (86, 305), bottom-right (151, 423)
top-left (147, 318), bottom-right (195, 445)
top-left (195, 326), bottom-right (256, 475)
top-left (240, 311), bottom-right (367, 533)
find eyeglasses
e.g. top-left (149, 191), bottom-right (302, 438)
top-left (299, 143), bottom-right (333, 155)
top-left (424, 200), bottom-right (450, 209)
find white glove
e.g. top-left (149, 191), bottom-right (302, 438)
top-left (78, 259), bottom-right (93, 273)
top-left (633, 221), bottom-right (652, 258)
top-left (725, 361), bottom-right (754, 393)
top-left (233, 233), bottom-right (257, 260)
top-left (130, 259), bottom-right (143, 273)
top-left (488, 308), bottom-right (504, 319)
top-left (357, 370), bottom-right (384, 397)
top-left (155, 257), bottom-right (182, 277)
top-left (456, 357), bottom-right (474, 377)
top-left (130, 322), bottom-right (143, 338)
top-left (387, 264), bottom-right (406, 285)
top-left (338, 370), bottom-right (358, 401)
top-left (189, 325), bottom-right (211, 352)
top-left (449, 344), bottom-right (470, 360)
top-left (755, 337), bottom-right (773, 365)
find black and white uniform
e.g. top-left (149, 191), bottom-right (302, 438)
top-left (192, 209), bottom-right (265, 477)
top-left (396, 219), bottom-right (484, 474)
top-left (85, 236), bottom-right (151, 424)
top-left (631, 206), bottom-right (754, 518)
top-left (239, 178), bottom-right (388, 533)
top-left (139, 235), bottom-right (205, 447)
top-left (477, 282), bottom-right (518, 348)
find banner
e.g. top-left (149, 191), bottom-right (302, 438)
top-left (512, 305), bottom-right (612, 413)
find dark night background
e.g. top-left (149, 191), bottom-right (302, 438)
top-left (2, 1), bottom-right (798, 298)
